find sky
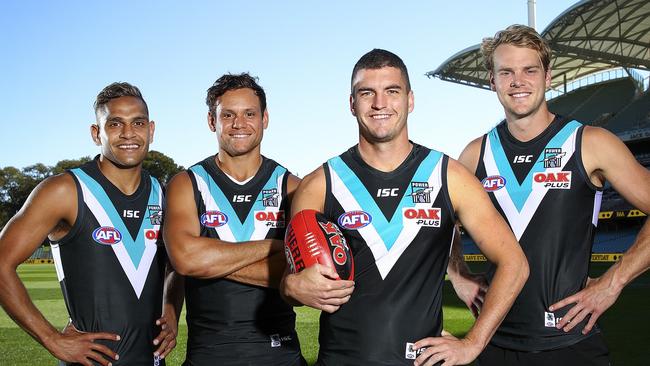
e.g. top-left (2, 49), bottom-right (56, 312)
top-left (0, 0), bottom-right (573, 176)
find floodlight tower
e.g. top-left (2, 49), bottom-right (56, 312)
top-left (528, 0), bottom-right (537, 30)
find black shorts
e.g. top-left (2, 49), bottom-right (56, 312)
top-left (477, 333), bottom-right (610, 366)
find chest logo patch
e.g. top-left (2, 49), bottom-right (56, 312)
top-left (201, 210), bottom-right (229, 227)
top-left (92, 226), bottom-right (122, 245)
top-left (338, 210), bottom-right (372, 230)
top-left (254, 210), bottom-right (285, 228)
top-left (482, 175), bottom-right (507, 192)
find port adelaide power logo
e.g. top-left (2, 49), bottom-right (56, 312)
top-left (262, 188), bottom-right (279, 207)
top-left (147, 205), bottom-right (162, 225)
top-left (409, 182), bottom-right (432, 203)
top-left (534, 148), bottom-right (572, 189)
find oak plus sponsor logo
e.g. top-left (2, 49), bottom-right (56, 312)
top-left (533, 171), bottom-right (572, 189)
top-left (410, 182), bottom-right (432, 203)
top-left (92, 226), bottom-right (122, 245)
top-left (482, 175), bottom-right (506, 192)
top-left (144, 229), bottom-right (160, 241)
top-left (200, 210), bottom-right (228, 227)
top-left (262, 188), bottom-right (279, 207)
top-left (542, 148), bottom-right (566, 168)
top-left (337, 211), bottom-right (372, 230)
top-left (147, 205), bottom-right (163, 225)
top-left (254, 210), bottom-right (285, 228)
top-left (403, 207), bottom-right (441, 227)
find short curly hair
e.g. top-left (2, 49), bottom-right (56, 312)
top-left (206, 73), bottom-right (266, 115)
top-left (94, 82), bottom-right (148, 116)
top-left (481, 24), bottom-right (551, 73)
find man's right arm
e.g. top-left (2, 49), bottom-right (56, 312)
top-left (279, 167), bottom-right (355, 313)
top-left (163, 171), bottom-right (284, 280)
top-left (0, 174), bottom-right (119, 366)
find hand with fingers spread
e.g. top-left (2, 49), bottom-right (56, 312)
top-left (413, 334), bottom-right (482, 366)
top-left (48, 323), bottom-right (120, 366)
top-left (549, 276), bottom-right (621, 334)
top-left (450, 272), bottom-right (488, 318)
top-left (281, 263), bottom-right (354, 313)
top-left (152, 308), bottom-right (178, 360)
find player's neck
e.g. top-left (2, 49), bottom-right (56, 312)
top-left (505, 106), bottom-right (555, 142)
top-left (215, 149), bottom-right (262, 182)
top-left (358, 135), bottom-right (413, 173)
top-left (96, 156), bottom-right (143, 195)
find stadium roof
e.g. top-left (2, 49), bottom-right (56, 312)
top-left (427, 0), bottom-right (650, 91)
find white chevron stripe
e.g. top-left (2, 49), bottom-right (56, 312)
top-left (76, 179), bottom-right (159, 299)
top-left (484, 129), bottom-right (578, 240)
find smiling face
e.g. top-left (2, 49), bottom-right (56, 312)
top-left (350, 66), bottom-right (414, 144)
top-left (209, 88), bottom-right (268, 157)
top-left (92, 96), bottom-right (154, 168)
top-left (490, 44), bottom-right (551, 121)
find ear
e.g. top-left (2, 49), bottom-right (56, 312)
top-left (489, 72), bottom-right (496, 91)
top-left (262, 109), bottom-right (269, 130)
top-left (545, 68), bottom-right (552, 89)
top-left (407, 90), bottom-right (414, 113)
top-left (349, 94), bottom-right (356, 116)
top-left (148, 120), bottom-right (155, 144)
top-left (90, 124), bottom-right (101, 146)
top-left (207, 111), bottom-right (217, 132)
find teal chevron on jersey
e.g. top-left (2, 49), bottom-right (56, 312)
top-left (190, 164), bottom-right (286, 242)
top-left (488, 120), bottom-right (581, 211)
top-left (328, 150), bottom-right (442, 250)
top-left (71, 168), bottom-right (160, 268)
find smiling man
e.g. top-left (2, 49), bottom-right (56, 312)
top-left (451, 25), bottom-right (650, 365)
top-left (164, 73), bottom-right (305, 365)
top-left (280, 49), bottom-right (529, 366)
top-left (0, 82), bottom-right (181, 365)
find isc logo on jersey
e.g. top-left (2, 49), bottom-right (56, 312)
top-left (533, 171), bottom-right (571, 189)
top-left (338, 211), bottom-right (372, 230)
top-left (201, 211), bottom-right (228, 227)
top-left (92, 226), bottom-right (122, 245)
top-left (255, 210), bottom-right (285, 228)
top-left (482, 175), bottom-right (506, 192)
top-left (402, 207), bottom-right (441, 227)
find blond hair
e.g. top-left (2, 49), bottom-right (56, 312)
top-left (481, 24), bottom-right (551, 72)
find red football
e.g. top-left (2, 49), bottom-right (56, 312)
top-left (284, 209), bottom-right (354, 281)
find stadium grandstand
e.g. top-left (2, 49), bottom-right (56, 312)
top-left (427, 0), bottom-right (650, 261)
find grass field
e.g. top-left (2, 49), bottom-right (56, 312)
top-left (1, 264), bottom-right (648, 365)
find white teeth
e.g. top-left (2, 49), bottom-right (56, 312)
top-left (511, 93), bottom-right (530, 98)
top-left (231, 134), bottom-right (250, 138)
top-left (371, 114), bottom-right (390, 119)
top-left (118, 144), bottom-right (138, 149)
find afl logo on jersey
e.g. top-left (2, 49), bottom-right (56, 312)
top-left (482, 175), bottom-right (506, 192)
top-left (92, 226), bottom-right (122, 245)
top-left (338, 211), bottom-right (372, 230)
top-left (201, 211), bottom-right (228, 227)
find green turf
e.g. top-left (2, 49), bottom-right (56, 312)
top-left (1, 264), bottom-right (648, 365)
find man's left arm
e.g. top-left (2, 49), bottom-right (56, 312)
top-left (413, 158), bottom-right (529, 366)
top-left (551, 126), bottom-right (650, 334)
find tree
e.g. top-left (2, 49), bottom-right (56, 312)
top-left (143, 150), bottom-right (184, 184)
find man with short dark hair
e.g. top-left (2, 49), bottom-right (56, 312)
top-left (164, 73), bottom-right (305, 365)
top-left (281, 49), bottom-right (529, 366)
top-left (452, 24), bottom-right (650, 365)
top-left (0, 82), bottom-right (182, 365)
